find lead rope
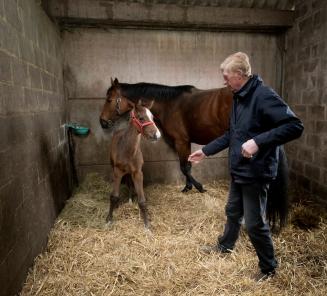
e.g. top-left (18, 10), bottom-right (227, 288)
top-left (67, 128), bottom-right (79, 187)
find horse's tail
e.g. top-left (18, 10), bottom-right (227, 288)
top-left (267, 146), bottom-right (289, 232)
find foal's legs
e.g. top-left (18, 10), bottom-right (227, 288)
top-left (106, 168), bottom-right (124, 224)
top-left (131, 170), bottom-right (149, 229)
top-left (175, 141), bottom-right (206, 193)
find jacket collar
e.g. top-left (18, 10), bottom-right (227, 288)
top-left (234, 74), bottom-right (262, 99)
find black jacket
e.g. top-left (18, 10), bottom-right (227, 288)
top-left (202, 75), bottom-right (304, 181)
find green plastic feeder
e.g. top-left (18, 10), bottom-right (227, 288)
top-left (65, 123), bottom-right (90, 135)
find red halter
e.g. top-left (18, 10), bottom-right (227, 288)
top-left (130, 110), bottom-right (155, 134)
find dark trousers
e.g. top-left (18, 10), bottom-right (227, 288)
top-left (218, 180), bottom-right (277, 273)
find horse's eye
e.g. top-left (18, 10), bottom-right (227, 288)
top-left (106, 98), bottom-right (113, 103)
top-left (139, 117), bottom-right (145, 121)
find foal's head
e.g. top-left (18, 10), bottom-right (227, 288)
top-left (131, 104), bottom-right (161, 141)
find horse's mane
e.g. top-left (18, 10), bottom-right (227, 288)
top-left (119, 82), bottom-right (195, 102)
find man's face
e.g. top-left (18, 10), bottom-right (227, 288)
top-left (222, 70), bottom-right (244, 92)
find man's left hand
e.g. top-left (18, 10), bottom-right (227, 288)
top-left (241, 139), bottom-right (259, 158)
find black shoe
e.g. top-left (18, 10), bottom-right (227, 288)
top-left (199, 244), bottom-right (231, 255)
top-left (254, 270), bottom-right (276, 282)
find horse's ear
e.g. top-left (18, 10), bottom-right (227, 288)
top-left (110, 77), bottom-right (114, 85)
top-left (141, 99), bottom-right (154, 109)
top-left (114, 78), bottom-right (119, 85)
top-left (127, 99), bottom-right (136, 108)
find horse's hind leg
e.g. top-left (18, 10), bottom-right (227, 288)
top-left (131, 171), bottom-right (149, 229)
top-left (106, 168), bottom-right (123, 224)
top-left (125, 174), bottom-right (136, 203)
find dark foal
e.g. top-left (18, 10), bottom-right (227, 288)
top-left (101, 103), bottom-right (160, 229)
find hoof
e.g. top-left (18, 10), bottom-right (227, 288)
top-left (144, 225), bottom-right (151, 232)
top-left (145, 227), bottom-right (154, 240)
top-left (194, 184), bottom-right (206, 193)
top-left (105, 220), bottom-right (114, 229)
top-left (181, 185), bottom-right (192, 193)
top-left (106, 216), bottom-right (113, 224)
top-left (198, 187), bottom-right (207, 193)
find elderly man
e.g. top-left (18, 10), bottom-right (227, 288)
top-left (188, 52), bottom-right (303, 281)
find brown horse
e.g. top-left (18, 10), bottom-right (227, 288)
top-left (100, 78), bottom-right (289, 230)
top-left (101, 100), bottom-right (161, 229)
top-left (100, 78), bottom-right (233, 194)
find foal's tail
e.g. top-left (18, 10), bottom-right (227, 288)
top-left (267, 146), bottom-right (289, 232)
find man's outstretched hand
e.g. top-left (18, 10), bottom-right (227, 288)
top-left (188, 149), bottom-right (206, 164)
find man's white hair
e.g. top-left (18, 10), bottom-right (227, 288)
top-left (220, 52), bottom-right (252, 77)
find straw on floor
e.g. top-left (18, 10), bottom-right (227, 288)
top-left (21, 173), bottom-right (327, 296)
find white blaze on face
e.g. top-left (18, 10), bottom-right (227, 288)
top-left (145, 108), bottom-right (161, 139)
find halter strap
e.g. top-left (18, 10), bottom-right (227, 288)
top-left (115, 97), bottom-right (122, 114)
top-left (130, 110), bottom-right (154, 134)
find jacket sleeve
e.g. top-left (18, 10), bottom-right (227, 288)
top-left (202, 129), bottom-right (230, 156)
top-left (253, 94), bottom-right (304, 148)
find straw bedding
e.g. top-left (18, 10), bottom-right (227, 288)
top-left (21, 173), bottom-right (327, 296)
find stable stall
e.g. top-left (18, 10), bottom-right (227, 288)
top-left (0, 1), bottom-right (326, 295)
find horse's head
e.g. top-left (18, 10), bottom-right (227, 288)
top-left (100, 78), bottom-right (154, 130)
top-left (131, 103), bottom-right (161, 141)
top-left (100, 78), bottom-right (130, 129)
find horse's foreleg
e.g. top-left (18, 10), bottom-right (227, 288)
top-left (180, 161), bottom-right (206, 193)
top-left (180, 160), bottom-right (193, 192)
top-left (131, 171), bottom-right (149, 229)
top-left (106, 168), bottom-right (123, 224)
top-left (107, 195), bottom-right (119, 224)
top-left (175, 141), bottom-right (206, 193)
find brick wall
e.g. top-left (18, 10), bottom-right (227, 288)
top-left (0, 1), bottom-right (71, 295)
top-left (284, 0), bottom-right (327, 200)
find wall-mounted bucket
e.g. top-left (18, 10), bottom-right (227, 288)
top-left (65, 123), bottom-right (90, 135)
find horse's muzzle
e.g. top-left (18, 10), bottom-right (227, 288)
top-left (149, 130), bottom-right (161, 142)
top-left (99, 118), bottom-right (114, 129)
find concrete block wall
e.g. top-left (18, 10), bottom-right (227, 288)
top-left (284, 0), bottom-right (327, 200)
top-left (0, 1), bottom-right (70, 295)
